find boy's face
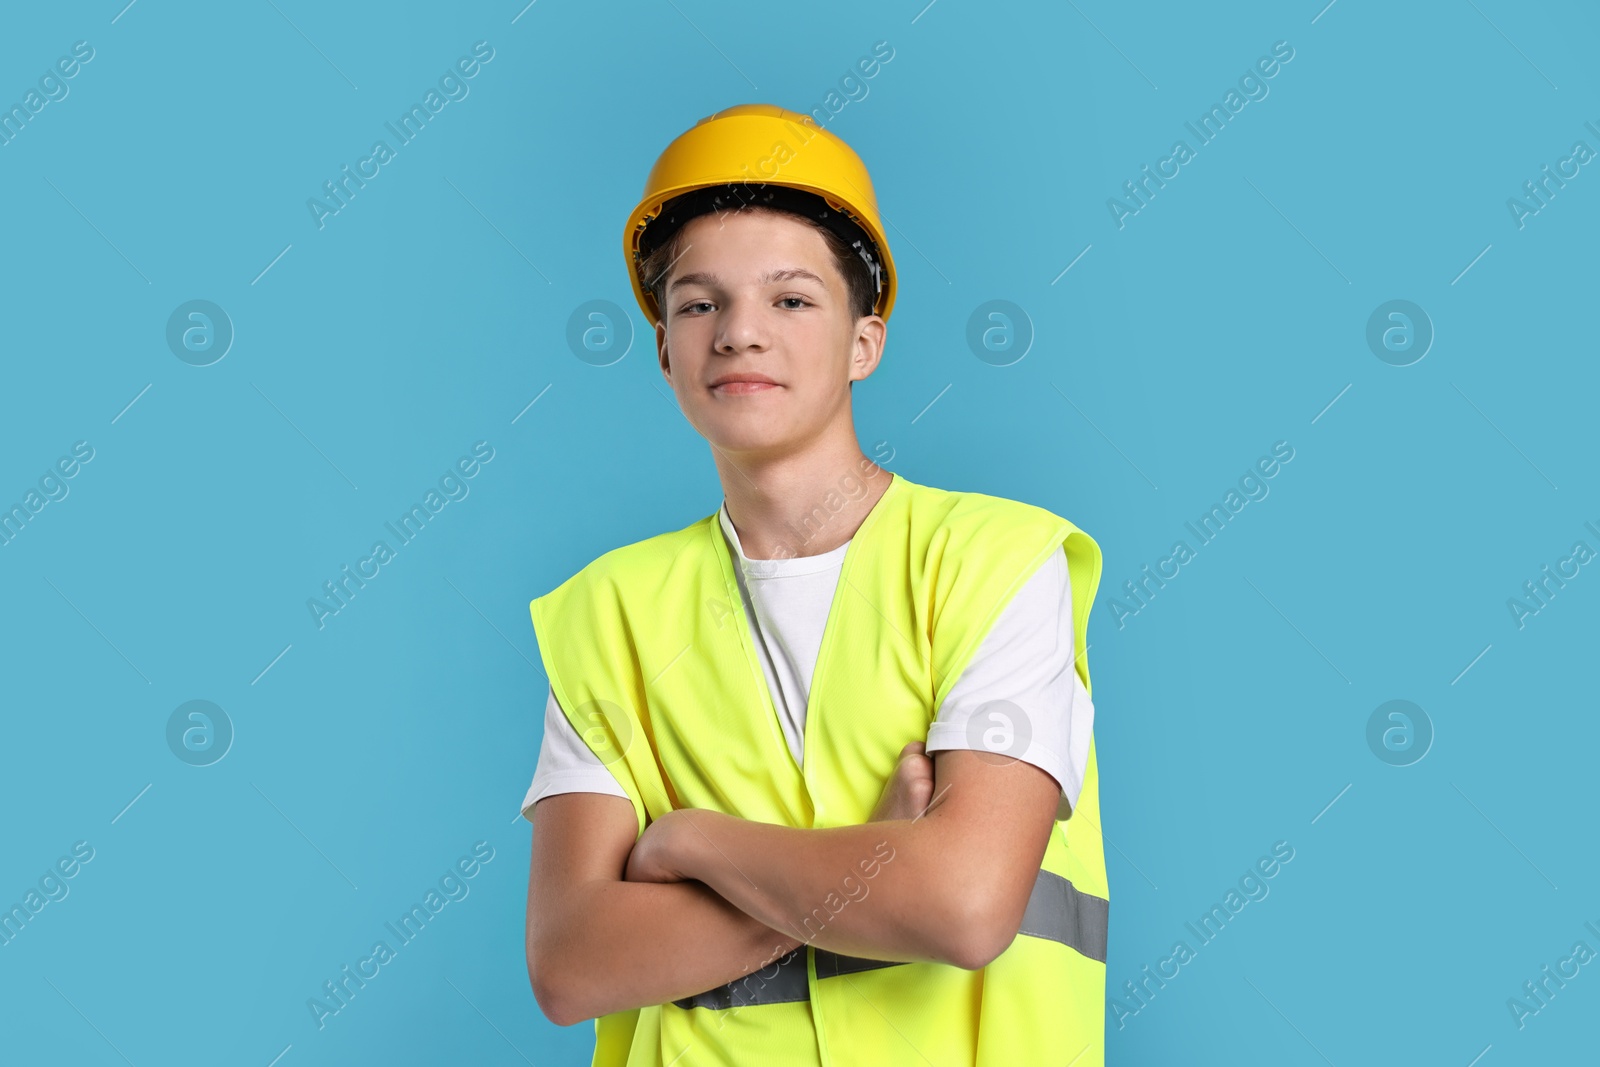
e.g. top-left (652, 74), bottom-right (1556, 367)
top-left (655, 210), bottom-right (885, 461)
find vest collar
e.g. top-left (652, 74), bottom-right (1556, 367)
top-left (710, 470), bottom-right (905, 579)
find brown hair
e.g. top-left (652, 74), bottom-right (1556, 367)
top-left (639, 204), bottom-right (878, 326)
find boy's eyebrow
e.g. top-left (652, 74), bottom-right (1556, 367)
top-left (669, 267), bottom-right (829, 292)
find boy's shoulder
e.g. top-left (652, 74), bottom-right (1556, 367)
top-left (536, 508), bottom-right (716, 602)
top-left (903, 476), bottom-right (1073, 538)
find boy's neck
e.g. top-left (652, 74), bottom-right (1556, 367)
top-left (713, 444), bottom-right (893, 561)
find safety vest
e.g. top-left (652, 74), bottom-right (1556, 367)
top-left (529, 471), bottom-right (1109, 1066)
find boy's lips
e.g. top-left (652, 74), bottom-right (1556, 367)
top-left (709, 373), bottom-right (780, 395)
top-left (711, 381), bottom-right (780, 395)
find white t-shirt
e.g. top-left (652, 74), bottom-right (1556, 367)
top-left (522, 500), bottom-right (1094, 823)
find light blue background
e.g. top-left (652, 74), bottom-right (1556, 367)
top-left (2, 1), bottom-right (1596, 1063)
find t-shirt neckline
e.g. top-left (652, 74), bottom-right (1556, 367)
top-left (718, 501), bottom-right (852, 579)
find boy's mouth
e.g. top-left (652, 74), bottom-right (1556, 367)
top-left (709, 373), bottom-right (780, 395)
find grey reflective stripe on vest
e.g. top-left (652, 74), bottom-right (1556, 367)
top-left (671, 868), bottom-right (1107, 1011)
top-left (671, 947), bottom-right (811, 1010)
top-left (1019, 868), bottom-right (1108, 963)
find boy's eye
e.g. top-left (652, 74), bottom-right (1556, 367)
top-left (679, 298), bottom-right (810, 313)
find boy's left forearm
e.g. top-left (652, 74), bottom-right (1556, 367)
top-left (663, 808), bottom-right (991, 969)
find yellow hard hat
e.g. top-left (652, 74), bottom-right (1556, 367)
top-left (623, 103), bottom-right (897, 325)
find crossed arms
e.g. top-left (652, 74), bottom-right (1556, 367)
top-left (523, 747), bottom-right (1061, 1027)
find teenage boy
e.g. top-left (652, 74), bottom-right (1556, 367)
top-left (521, 104), bottom-right (1108, 1066)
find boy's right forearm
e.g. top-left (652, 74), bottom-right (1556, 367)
top-left (540, 876), bottom-right (804, 1024)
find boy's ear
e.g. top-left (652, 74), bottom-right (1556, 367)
top-left (849, 315), bottom-right (886, 384)
top-left (656, 320), bottom-right (671, 379)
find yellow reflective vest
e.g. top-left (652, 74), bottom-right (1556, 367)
top-left (529, 470), bottom-right (1109, 1066)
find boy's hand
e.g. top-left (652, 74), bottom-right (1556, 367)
top-left (626, 744), bottom-right (936, 884)
top-left (870, 741), bottom-right (935, 822)
top-left (624, 809), bottom-right (689, 884)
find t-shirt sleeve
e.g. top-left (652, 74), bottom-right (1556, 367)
top-left (924, 545), bottom-right (1093, 821)
top-left (520, 684), bottom-right (631, 823)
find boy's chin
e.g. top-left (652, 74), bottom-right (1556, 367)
top-left (702, 423), bottom-right (797, 457)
